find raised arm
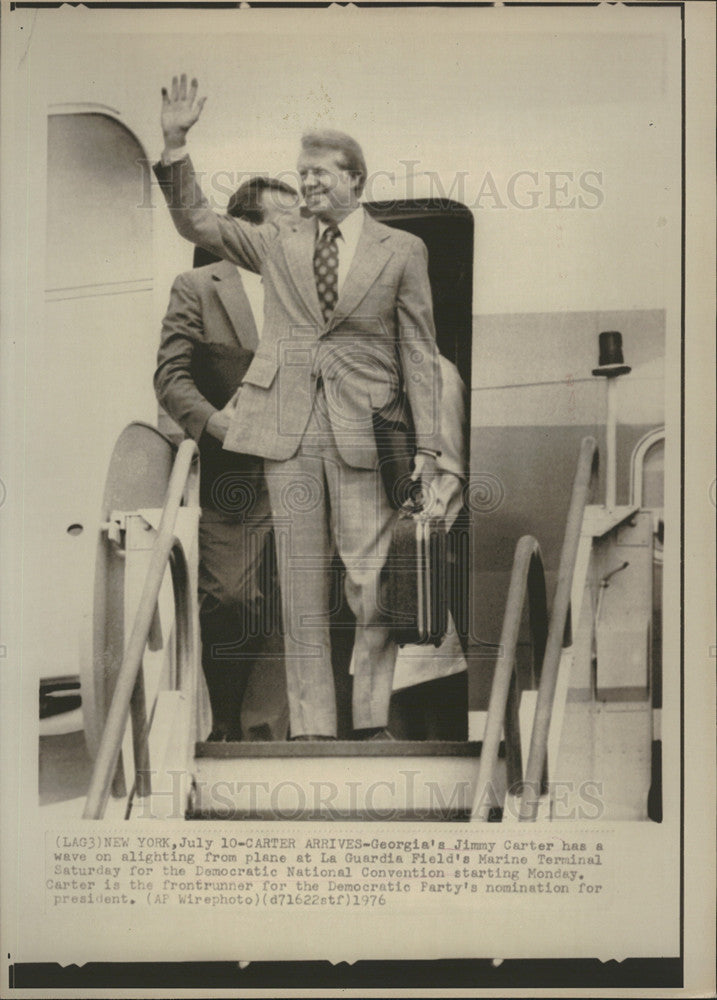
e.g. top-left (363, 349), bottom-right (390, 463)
top-left (154, 74), bottom-right (271, 273)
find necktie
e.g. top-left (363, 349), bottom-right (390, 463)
top-left (313, 223), bottom-right (340, 322)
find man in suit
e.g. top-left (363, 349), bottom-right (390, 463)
top-left (154, 74), bottom-right (442, 740)
top-left (155, 174), bottom-right (298, 742)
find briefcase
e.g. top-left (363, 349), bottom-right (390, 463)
top-left (371, 403), bottom-right (416, 510)
top-left (383, 508), bottom-right (448, 646)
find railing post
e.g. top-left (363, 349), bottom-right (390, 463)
top-left (519, 436), bottom-right (598, 821)
top-left (129, 666), bottom-right (151, 797)
top-left (83, 440), bottom-right (198, 820)
top-left (471, 536), bottom-right (548, 821)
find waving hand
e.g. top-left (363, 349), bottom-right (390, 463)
top-left (161, 74), bottom-right (207, 150)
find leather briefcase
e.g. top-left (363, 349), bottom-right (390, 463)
top-left (371, 397), bottom-right (417, 510)
top-left (383, 508), bottom-right (448, 646)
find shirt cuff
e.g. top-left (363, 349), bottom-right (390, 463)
top-left (416, 446), bottom-right (441, 458)
top-left (161, 143), bottom-right (189, 167)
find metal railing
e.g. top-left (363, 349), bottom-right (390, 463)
top-left (519, 435), bottom-right (598, 820)
top-left (83, 439), bottom-right (199, 820)
top-left (471, 536), bottom-right (548, 820)
top-left (471, 435), bottom-right (598, 822)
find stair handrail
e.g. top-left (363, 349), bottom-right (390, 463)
top-left (471, 535), bottom-right (548, 820)
top-left (519, 435), bottom-right (598, 820)
top-left (83, 439), bottom-right (199, 820)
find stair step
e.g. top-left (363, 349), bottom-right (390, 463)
top-left (195, 739), bottom-right (484, 758)
top-left (190, 741), bottom-right (505, 821)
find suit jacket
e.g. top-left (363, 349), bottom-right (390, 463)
top-left (154, 157), bottom-right (442, 468)
top-left (154, 260), bottom-right (264, 510)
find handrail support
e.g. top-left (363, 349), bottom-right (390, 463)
top-left (83, 439), bottom-right (199, 820)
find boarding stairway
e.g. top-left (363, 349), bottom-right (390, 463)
top-left (81, 404), bottom-right (660, 824)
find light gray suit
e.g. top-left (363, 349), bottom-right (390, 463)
top-left (154, 156), bottom-right (442, 735)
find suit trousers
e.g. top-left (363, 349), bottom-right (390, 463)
top-left (265, 387), bottom-right (399, 736)
top-left (198, 498), bottom-right (289, 741)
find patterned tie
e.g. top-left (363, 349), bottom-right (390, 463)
top-left (313, 222), bottom-right (340, 322)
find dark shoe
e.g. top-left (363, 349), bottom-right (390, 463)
top-left (357, 727), bottom-right (395, 742)
top-left (207, 727), bottom-right (242, 742)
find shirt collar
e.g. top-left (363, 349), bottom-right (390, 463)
top-left (317, 205), bottom-right (364, 244)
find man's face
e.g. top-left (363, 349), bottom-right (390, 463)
top-left (260, 187), bottom-right (300, 225)
top-left (297, 147), bottom-right (360, 221)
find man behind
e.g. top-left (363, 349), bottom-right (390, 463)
top-left (154, 74), bottom-right (442, 741)
top-left (155, 174), bottom-right (298, 741)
